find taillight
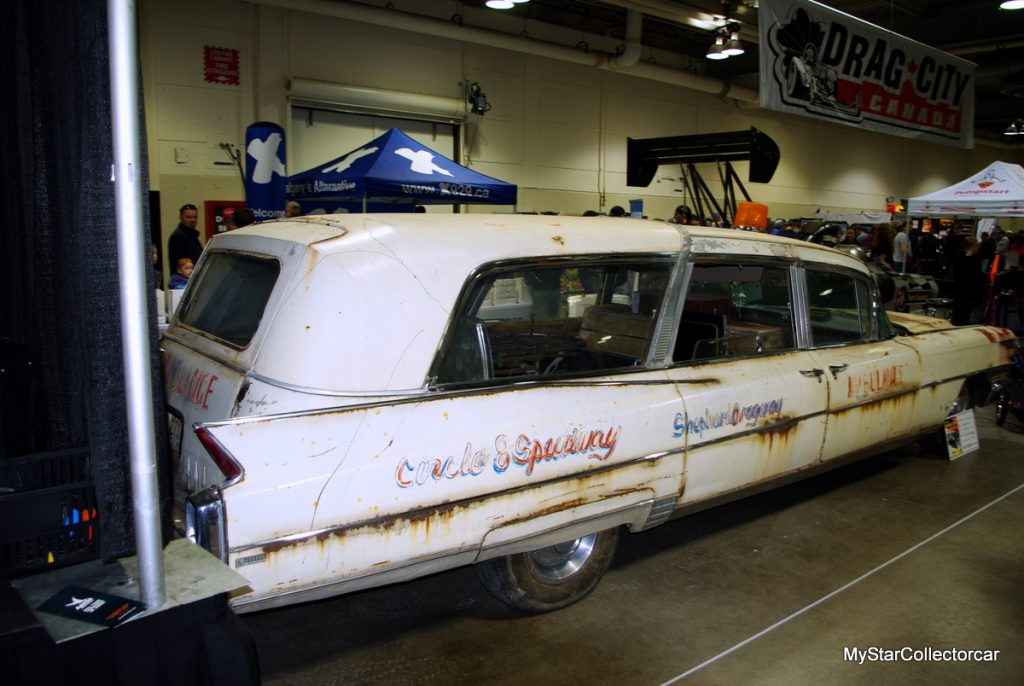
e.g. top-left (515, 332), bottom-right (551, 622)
top-left (195, 425), bottom-right (243, 483)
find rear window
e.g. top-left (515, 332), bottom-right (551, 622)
top-left (176, 252), bottom-right (280, 347)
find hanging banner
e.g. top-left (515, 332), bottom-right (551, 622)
top-left (758, 0), bottom-right (975, 149)
top-left (245, 122), bottom-right (287, 221)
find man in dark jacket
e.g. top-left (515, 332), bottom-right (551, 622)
top-left (168, 203), bottom-right (202, 274)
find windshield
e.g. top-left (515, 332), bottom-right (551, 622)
top-left (176, 251), bottom-right (280, 347)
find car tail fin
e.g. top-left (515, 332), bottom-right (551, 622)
top-left (195, 425), bottom-right (244, 483)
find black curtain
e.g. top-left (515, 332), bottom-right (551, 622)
top-left (0, 0), bottom-right (168, 561)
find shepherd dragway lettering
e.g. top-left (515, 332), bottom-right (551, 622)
top-left (672, 398), bottom-right (786, 439)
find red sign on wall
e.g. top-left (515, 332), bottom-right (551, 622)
top-left (204, 46), bottom-right (239, 86)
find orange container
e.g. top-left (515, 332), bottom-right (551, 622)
top-left (733, 201), bottom-right (768, 230)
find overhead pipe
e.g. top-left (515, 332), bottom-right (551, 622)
top-left (606, 9), bottom-right (642, 70)
top-left (288, 79), bottom-right (467, 120)
top-left (250, 0), bottom-right (758, 103)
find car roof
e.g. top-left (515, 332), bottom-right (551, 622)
top-left (202, 214), bottom-right (864, 393)
top-left (219, 213), bottom-right (858, 270)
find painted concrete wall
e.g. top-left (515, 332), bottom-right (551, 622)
top-left (139, 0), bottom-right (1021, 253)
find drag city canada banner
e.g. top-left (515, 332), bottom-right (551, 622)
top-left (758, 0), bottom-right (975, 148)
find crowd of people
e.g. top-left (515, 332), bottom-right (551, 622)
top-left (800, 219), bottom-right (1021, 326)
top-left (159, 201), bottom-right (1020, 330)
top-left (564, 206), bottom-right (1023, 328)
top-left (161, 201), bottom-right (283, 290)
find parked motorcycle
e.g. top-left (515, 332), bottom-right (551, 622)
top-left (995, 340), bottom-right (1024, 426)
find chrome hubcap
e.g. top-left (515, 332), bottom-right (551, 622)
top-left (529, 533), bottom-right (597, 584)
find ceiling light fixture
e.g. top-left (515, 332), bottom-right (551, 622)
top-left (999, 1), bottom-right (1024, 9)
top-left (486, 0), bottom-right (529, 8)
top-left (707, 21), bottom-right (744, 60)
top-left (706, 34), bottom-right (728, 60)
top-left (722, 24), bottom-right (745, 56)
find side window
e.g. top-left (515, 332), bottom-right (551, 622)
top-left (434, 261), bottom-right (671, 385)
top-left (675, 262), bottom-right (796, 362)
top-left (805, 269), bottom-right (872, 345)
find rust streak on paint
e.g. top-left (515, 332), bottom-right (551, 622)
top-left (233, 379), bottom-right (251, 408)
top-left (755, 416), bottom-right (797, 451)
top-left (833, 391), bottom-right (916, 421)
top-left (678, 377), bottom-right (722, 386)
top-left (261, 498), bottom-right (467, 555)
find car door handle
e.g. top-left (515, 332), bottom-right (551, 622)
top-left (829, 363), bottom-right (849, 379)
top-left (800, 368), bottom-right (824, 382)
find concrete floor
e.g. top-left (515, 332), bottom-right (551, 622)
top-left (244, 410), bottom-right (1024, 686)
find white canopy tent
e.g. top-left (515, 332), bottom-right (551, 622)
top-left (815, 211), bottom-right (892, 224)
top-left (907, 161), bottom-right (1024, 217)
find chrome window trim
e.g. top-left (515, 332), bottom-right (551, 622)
top-left (427, 253), bottom-right (680, 389)
top-left (673, 255), bottom-right (802, 362)
top-left (798, 262), bottom-right (885, 348)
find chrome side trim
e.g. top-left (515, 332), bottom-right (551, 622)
top-left (667, 432), bottom-right (926, 523)
top-left (233, 447), bottom-right (683, 553)
top-left (685, 415), bottom-right (814, 452)
top-left (635, 496), bottom-right (677, 531)
top-left (244, 370), bottom-right (428, 397)
top-left (197, 376), bottom-right (689, 429)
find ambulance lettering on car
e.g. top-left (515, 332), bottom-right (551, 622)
top-left (161, 214), bottom-right (1013, 615)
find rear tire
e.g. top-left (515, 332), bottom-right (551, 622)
top-left (476, 528), bottom-right (619, 614)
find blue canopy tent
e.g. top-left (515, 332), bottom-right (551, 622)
top-left (286, 128), bottom-right (517, 213)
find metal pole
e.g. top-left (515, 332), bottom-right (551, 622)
top-left (107, 0), bottom-right (165, 609)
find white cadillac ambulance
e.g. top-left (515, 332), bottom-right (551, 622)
top-left (161, 214), bottom-right (1013, 614)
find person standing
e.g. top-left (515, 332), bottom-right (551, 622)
top-left (168, 203), bottom-right (202, 275)
top-left (951, 237), bottom-right (981, 326)
top-left (892, 222), bottom-right (912, 273)
top-left (168, 258), bottom-right (194, 290)
top-left (668, 205), bottom-right (699, 225)
top-left (872, 223), bottom-right (894, 269)
top-left (233, 207), bottom-right (255, 229)
top-left (221, 207), bottom-right (237, 232)
top-left (978, 231), bottom-right (995, 273)
top-left (994, 229), bottom-right (1010, 271)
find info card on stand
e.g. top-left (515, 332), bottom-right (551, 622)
top-left (944, 410), bottom-right (980, 460)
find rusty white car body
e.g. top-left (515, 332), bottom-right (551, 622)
top-left (161, 214), bottom-right (1013, 614)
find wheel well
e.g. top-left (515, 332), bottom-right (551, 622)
top-left (963, 374), bottom-right (995, 408)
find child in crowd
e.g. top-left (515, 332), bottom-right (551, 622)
top-left (168, 257), bottom-right (193, 289)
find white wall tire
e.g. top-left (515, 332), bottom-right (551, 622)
top-left (476, 528), bottom-right (620, 614)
